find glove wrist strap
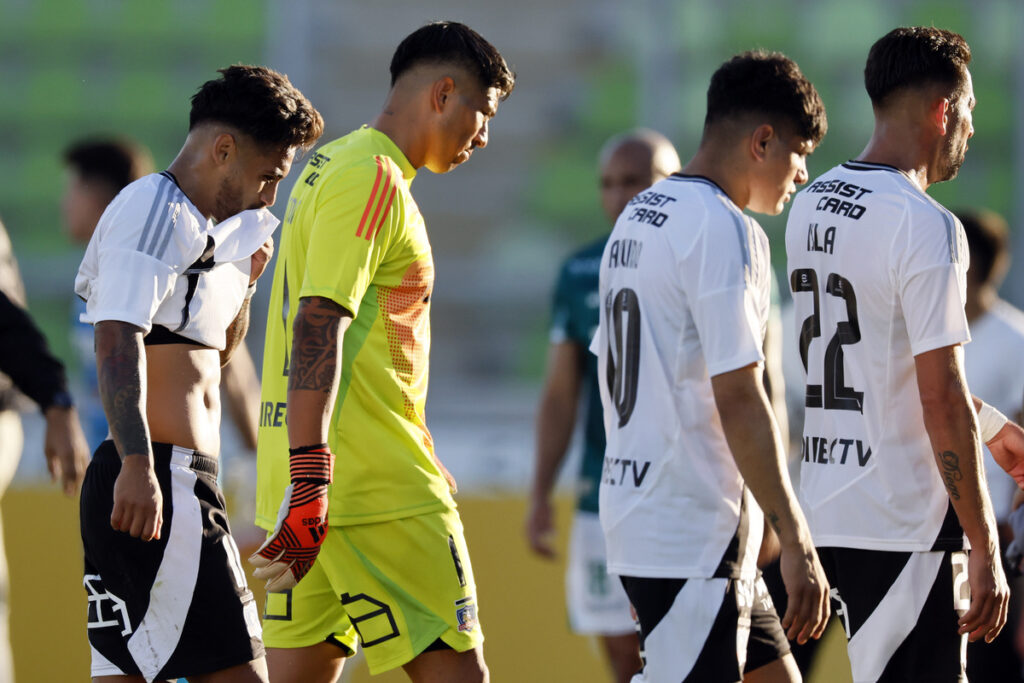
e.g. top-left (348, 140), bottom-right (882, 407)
top-left (289, 443), bottom-right (335, 484)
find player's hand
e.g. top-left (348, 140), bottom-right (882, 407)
top-left (249, 237), bottom-right (274, 286)
top-left (250, 444), bottom-right (334, 592)
top-left (111, 454), bottom-right (162, 541)
top-left (43, 405), bottom-right (90, 496)
top-left (778, 539), bottom-right (830, 644)
top-left (987, 421), bottom-right (1024, 488)
top-left (960, 544), bottom-right (1009, 643)
top-left (525, 497), bottom-right (557, 559)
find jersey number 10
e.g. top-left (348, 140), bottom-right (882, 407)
top-left (604, 288), bottom-right (641, 428)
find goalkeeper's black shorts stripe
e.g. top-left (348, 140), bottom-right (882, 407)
top-left (81, 440), bottom-right (264, 680)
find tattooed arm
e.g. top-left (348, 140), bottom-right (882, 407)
top-left (287, 296), bottom-right (353, 447)
top-left (915, 344), bottom-right (1007, 643)
top-left (94, 320), bottom-right (162, 541)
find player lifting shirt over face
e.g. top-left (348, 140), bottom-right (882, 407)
top-left (591, 51), bottom-right (829, 683)
top-left (76, 66), bottom-right (323, 682)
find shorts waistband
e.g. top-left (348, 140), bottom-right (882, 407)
top-left (97, 440), bottom-right (218, 477)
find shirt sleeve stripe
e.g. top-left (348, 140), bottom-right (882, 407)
top-left (363, 160), bottom-right (395, 242)
top-left (137, 180), bottom-right (173, 253)
top-left (371, 183), bottom-right (398, 241)
top-left (154, 190), bottom-right (184, 259)
top-left (355, 158), bottom-right (385, 238)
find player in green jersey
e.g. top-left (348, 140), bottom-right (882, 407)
top-left (251, 22), bottom-right (514, 683)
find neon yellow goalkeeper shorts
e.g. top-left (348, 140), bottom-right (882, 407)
top-left (261, 506), bottom-right (483, 674)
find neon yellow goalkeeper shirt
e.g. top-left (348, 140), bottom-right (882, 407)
top-left (256, 126), bottom-right (455, 529)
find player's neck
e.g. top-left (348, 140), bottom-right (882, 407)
top-left (857, 121), bottom-right (933, 191)
top-left (165, 156), bottom-right (215, 219)
top-left (681, 147), bottom-right (750, 210)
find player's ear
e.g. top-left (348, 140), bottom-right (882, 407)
top-left (211, 132), bottom-right (237, 167)
top-left (930, 97), bottom-right (951, 136)
top-left (750, 124), bottom-right (774, 162)
top-left (430, 76), bottom-right (457, 114)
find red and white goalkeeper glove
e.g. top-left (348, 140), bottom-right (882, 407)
top-left (250, 444), bottom-right (334, 591)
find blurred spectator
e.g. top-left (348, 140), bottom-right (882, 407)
top-left (0, 216), bottom-right (90, 682)
top-left (957, 208), bottom-right (1024, 683)
top-left (62, 138), bottom-right (154, 447)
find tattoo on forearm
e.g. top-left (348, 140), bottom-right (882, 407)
top-left (767, 511), bottom-right (781, 533)
top-left (96, 323), bottom-right (149, 458)
top-left (289, 297), bottom-right (344, 393)
top-left (939, 450), bottom-right (963, 500)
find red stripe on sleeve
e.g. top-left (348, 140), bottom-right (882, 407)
top-left (364, 161), bottom-right (394, 241)
top-left (355, 158), bottom-right (385, 238)
top-left (372, 184), bottom-right (398, 240)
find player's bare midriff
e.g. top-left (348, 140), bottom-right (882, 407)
top-left (145, 343), bottom-right (221, 456)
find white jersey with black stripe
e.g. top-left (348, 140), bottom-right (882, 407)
top-left (591, 174), bottom-right (769, 580)
top-left (75, 172), bottom-right (278, 349)
top-left (785, 161), bottom-right (970, 551)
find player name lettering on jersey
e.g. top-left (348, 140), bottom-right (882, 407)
top-left (602, 456), bottom-right (652, 488)
top-left (801, 435), bottom-right (872, 467)
top-left (607, 238), bottom-right (642, 269)
top-left (806, 223), bottom-right (836, 254)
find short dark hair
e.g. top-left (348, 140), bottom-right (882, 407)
top-left (390, 21), bottom-right (515, 99)
top-left (956, 208), bottom-right (1010, 287)
top-left (63, 138), bottom-right (153, 196)
top-left (865, 27), bottom-right (971, 107)
top-left (189, 65), bottom-right (324, 150)
top-left (704, 51), bottom-right (826, 145)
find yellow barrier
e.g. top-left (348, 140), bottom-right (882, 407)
top-left (6, 488), bottom-right (850, 682)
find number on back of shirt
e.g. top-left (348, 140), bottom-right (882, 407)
top-left (790, 268), bottom-right (864, 412)
top-left (605, 288), bottom-right (641, 428)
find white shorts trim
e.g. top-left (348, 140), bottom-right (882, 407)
top-left (126, 447), bottom-right (202, 681)
top-left (846, 551), bottom-right (949, 683)
top-left (566, 511), bottom-right (635, 635)
top-left (637, 577), bottom-right (734, 683)
top-left (90, 642), bottom-right (126, 677)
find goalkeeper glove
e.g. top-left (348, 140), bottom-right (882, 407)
top-left (250, 444), bottom-right (334, 591)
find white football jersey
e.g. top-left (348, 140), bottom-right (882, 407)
top-left (75, 172), bottom-right (278, 349)
top-left (786, 161), bottom-right (970, 551)
top-left (964, 300), bottom-right (1024, 522)
top-left (591, 174), bottom-right (770, 580)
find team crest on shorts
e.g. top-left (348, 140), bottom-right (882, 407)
top-left (455, 596), bottom-right (478, 633)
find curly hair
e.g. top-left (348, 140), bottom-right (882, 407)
top-left (865, 27), bottom-right (971, 107)
top-left (190, 65), bottom-right (324, 150)
top-left (705, 50), bottom-right (827, 145)
top-left (390, 21), bottom-right (515, 100)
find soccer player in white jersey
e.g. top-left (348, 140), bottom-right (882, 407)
top-left (75, 66), bottom-right (322, 682)
top-left (785, 27), bottom-right (1024, 681)
top-left (592, 51), bottom-right (830, 683)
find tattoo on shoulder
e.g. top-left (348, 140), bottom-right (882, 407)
top-left (289, 297), bottom-right (346, 393)
top-left (939, 450), bottom-right (963, 501)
